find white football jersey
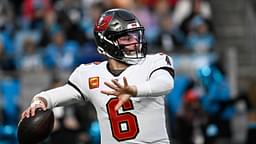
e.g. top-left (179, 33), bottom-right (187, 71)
top-left (68, 53), bottom-right (174, 144)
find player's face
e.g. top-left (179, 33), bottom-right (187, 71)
top-left (117, 32), bottom-right (139, 55)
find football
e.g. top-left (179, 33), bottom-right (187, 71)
top-left (17, 108), bottom-right (54, 144)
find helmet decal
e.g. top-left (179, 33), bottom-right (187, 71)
top-left (94, 15), bottom-right (113, 32)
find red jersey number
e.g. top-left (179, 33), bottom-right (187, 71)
top-left (106, 98), bottom-right (139, 141)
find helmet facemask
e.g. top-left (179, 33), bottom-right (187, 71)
top-left (96, 28), bottom-right (147, 65)
top-left (114, 29), bottom-right (146, 64)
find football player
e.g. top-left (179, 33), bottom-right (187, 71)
top-left (22, 9), bottom-right (175, 143)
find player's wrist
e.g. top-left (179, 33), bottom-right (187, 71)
top-left (135, 83), bottom-right (151, 97)
top-left (130, 85), bottom-right (138, 97)
top-left (31, 97), bottom-right (47, 108)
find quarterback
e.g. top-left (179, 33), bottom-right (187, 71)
top-left (22, 9), bottom-right (175, 144)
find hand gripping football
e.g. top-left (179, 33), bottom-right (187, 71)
top-left (17, 108), bottom-right (54, 144)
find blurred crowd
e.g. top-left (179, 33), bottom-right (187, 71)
top-left (0, 0), bottom-right (215, 73)
top-left (0, 0), bottom-right (255, 144)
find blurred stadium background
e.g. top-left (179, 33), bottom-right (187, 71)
top-left (0, 0), bottom-right (256, 144)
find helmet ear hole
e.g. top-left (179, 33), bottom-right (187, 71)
top-left (107, 35), bottom-right (112, 39)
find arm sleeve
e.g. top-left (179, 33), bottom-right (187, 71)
top-left (136, 69), bottom-right (174, 97)
top-left (34, 84), bottom-right (83, 109)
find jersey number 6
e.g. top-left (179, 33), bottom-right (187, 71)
top-left (106, 98), bottom-right (139, 141)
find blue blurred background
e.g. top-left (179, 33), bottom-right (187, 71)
top-left (0, 0), bottom-right (256, 144)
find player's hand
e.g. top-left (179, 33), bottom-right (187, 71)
top-left (101, 77), bottom-right (137, 111)
top-left (21, 101), bottom-right (47, 120)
